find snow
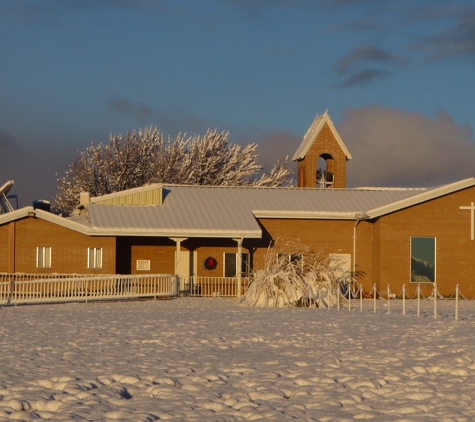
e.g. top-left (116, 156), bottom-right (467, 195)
top-left (1, 298), bottom-right (475, 420)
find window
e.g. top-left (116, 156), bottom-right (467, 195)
top-left (223, 252), bottom-right (250, 277)
top-left (411, 237), bottom-right (436, 283)
top-left (136, 260), bottom-right (150, 271)
top-left (278, 253), bottom-right (302, 268)
top-left (87, 247), bottom-right (102, 269)
top-left (37, 247), bottom-right (51, 268)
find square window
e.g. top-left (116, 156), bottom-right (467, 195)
top-left (136, 260), bottom-right (150, 271)
top-left (88, 247), bottom-right (102, 269)
top-left (411, 237), bottom-right (436, 283)
top-left (37, 247), bottom-right (51, 268)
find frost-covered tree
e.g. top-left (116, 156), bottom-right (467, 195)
top-left (53, 127), bottom-right (293, 215)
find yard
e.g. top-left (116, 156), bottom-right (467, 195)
top-left (1, 298), bottom-right (475, 420)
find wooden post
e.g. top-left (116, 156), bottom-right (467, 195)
top-left (337, 284), bottom-right (340, 311)
top-left (373, 283), bottom-right (376, 314)
top-left (348, 281), bottom-right (351, 311)
top-left (402, 284), bottom-right (406, 316)
top-left (387, 284), bottom-right (390, 314)
top-left (455, 284), bottom-right (459, 321)
top-left (433, 282), bottom-right (437, 320)
top-left (233, 237), bottom-right (243, 298)
top-left (359, 284), bottom-right (362, 312)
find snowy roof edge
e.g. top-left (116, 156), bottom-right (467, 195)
top-left (292, 112), bottom-right (352, 162)
top-left (366, 178), bottom-right (475, 218)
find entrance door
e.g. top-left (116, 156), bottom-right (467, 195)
top-left (176, 250), bottom-right (197, 292)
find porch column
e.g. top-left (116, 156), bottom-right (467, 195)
top-left (233, 237), bottom-right (243, 298)
top-left (169, 238), bottom-right (188, 275)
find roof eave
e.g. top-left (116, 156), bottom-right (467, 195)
top-left (87, 228), bottom-right (262, 238)
top-left (253, 210), bottom-right (366, 220)
top-left (292, 113), bottom-right (352, 162)
top-left (366, 178), bottom-right (475, 218)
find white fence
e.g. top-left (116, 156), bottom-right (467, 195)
top-left (179, 276), bottom-right (251, 297)
top-left (336, 282), bottom-right (473, 321)
top-left (0, 273), bottom-right (178, 305)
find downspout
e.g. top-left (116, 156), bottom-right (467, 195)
top-left (353, 213), bottom-right (363, 279)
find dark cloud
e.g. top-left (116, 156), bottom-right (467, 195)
top-left (107, 94), bottom-right (219, 137)
top-left (0, 128), bottom-right (15, 147)
top-left (0, 128), bottom-right (23, 155)
top-left (338, 45), bottom-right (408, 73)
top-left (336, 45), bottom-right (408, 88)
top-left (338, 105), bottom-right (475, 187)
top-left (339, 69), bottom-right (389, 88)
top-left (417, 10), bottom-right (475, 59)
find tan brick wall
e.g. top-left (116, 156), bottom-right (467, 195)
top-left (298, 123), bottom-right (347, 188)
top-left (11, 217), bottom-right (116, 274)
top-left (251, 218), bottom-right (373, 283)
top-left (0, 223), bottom-right (10, 272)
top-left (374, 187), bottom-right (475, 297)
top-left (128, 238), bottom-right (176, 275)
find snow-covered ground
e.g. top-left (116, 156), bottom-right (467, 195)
top-left (1, 298), bottom-right (475, 421)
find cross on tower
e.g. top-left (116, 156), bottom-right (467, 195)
top-left (460, 202), bottom-right (475, 240)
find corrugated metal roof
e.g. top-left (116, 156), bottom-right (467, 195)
top-left (84, 183), bottom-right (435, 238)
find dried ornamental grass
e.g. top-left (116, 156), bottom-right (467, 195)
top-left (238, 242), bottom-right (355, 308)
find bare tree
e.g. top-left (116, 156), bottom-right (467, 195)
top-left (53, 127), bottom-right (293, 215)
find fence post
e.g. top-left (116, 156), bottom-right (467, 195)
top-left (433, 282), bottom-right (437, 320)
top-left (387, 284), bottom-right (390, 314)
top-left (417, 284), bottom-right (420, 318)
top-left (455, 284), bottom-right (459, 321)
top-left (348, 281), bottom-right (351, 312)
top-left (373, 283), bottom-right (376, 314)
top-left (337, 283), bottom-right (340, 311)
top-left (402, 284), bottom-right (406, 316)
top-left (359, 284), bottom-right (363, 312)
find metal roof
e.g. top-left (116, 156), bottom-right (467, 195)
top-left (2, 179), bottom-right (475, 239)
top-left (83, 183), bottom-right (436, 238)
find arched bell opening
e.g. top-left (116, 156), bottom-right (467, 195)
top-left (316, 154), bottom-right (335, 188)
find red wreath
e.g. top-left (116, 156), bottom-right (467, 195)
top-left (203, 256), bottom-right (218, 270)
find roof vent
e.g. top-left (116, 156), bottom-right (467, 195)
top-left (33, 200), bottom-right (51, 212)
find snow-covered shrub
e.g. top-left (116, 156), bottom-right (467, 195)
top-left (238, 241), bottom-right (354, 308)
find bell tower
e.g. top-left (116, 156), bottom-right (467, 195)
top-left (292, 111), bottom-right (351, 188)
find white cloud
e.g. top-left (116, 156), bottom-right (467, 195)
top-left (338, 105), bottom-right (475, 187)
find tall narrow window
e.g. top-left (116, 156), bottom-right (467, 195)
top-left (410, 237), bottom-right (436, 283)
top-left (37, 247), bottom-right (51, 268)
top-left (88, 247), bottom-right (102, 269)
top-left (224, 252), bottom-right (250, 277)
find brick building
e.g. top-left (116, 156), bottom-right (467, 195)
top-left (1, 111), bottom-right (475, 296)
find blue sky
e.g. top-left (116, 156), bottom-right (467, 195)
top-left (1, 0), bottom-right (475, 206)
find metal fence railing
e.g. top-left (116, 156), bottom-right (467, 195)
top-left (0, 273), bottom-right (178, 305)
top-left (179, 276), bottom-right (251, 297)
